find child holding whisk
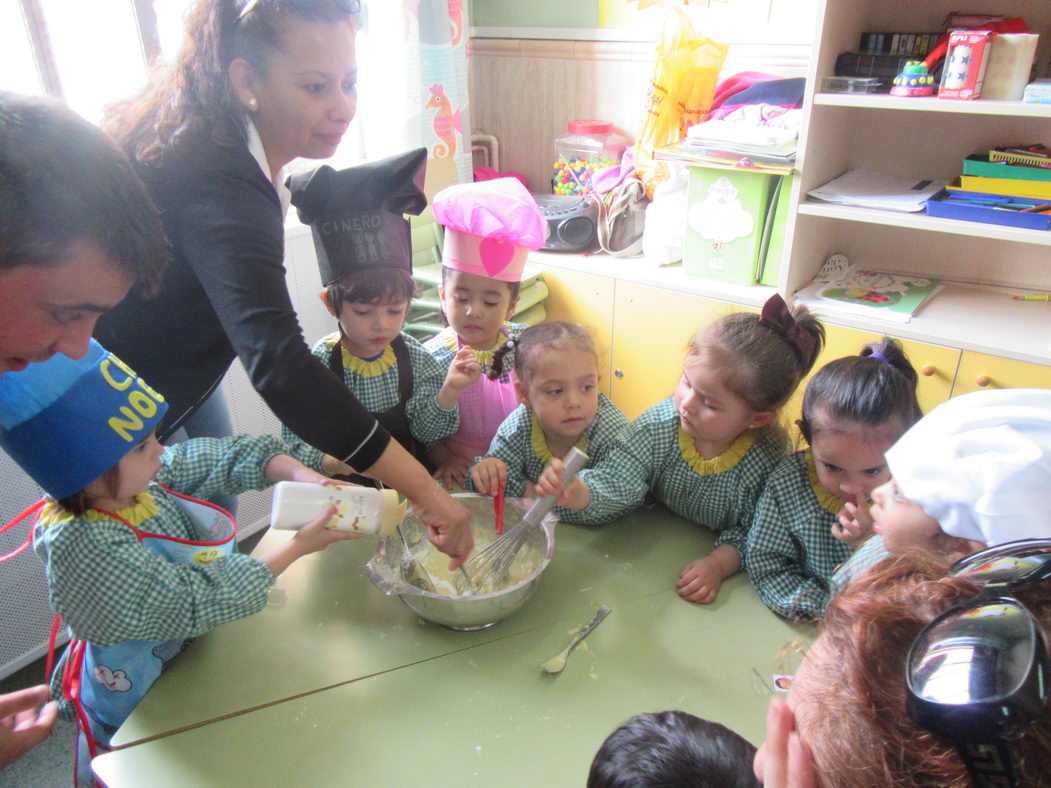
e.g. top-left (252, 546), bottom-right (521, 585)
top-left (746, 337), bottom-right (922, 620)
top-left (468, 321), bottom-right (636, 523)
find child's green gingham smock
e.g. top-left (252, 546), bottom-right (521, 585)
top-left (467, 393), bottom-right (636, 525)
top-left (423, 321), bottom-right (526, 384)
top-left (283, 330), bottom-right (458, 467)
top-left (829, 533), bottom-right (892, 599)
top-left (746, 450), bottom-right (852, 620)
top-left (616, 397), bottom-right (791, 560)
top-left (32, 435), bottom-right (288, 716)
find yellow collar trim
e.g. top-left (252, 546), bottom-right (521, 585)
top-left (342, 343), bottom-right (395, 377)
top-left (443, 323), bottom-right (512, 366)
top-left (529, 411), bottom-right (585, 464)
top-left (806, 450), bottom-right (845, 515)
top-left (678, 428), bottom-right (756, 476)
top-left (39, 492), bottom-right (161, 528)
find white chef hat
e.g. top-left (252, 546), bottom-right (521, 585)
top-left (885, 389), bottom-right (1051, 546)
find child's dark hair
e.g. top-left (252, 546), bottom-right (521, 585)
top-left (799, 337), bottom-right (922, 442)
top-left (690, 298), bottom-right (825, 414)
top-left (325, 268), bottom-right (416, 316)
top-left (488, 321), bottom-right (595, 382)
top-left (587, 710), bottom-right (761, 788)
top-left (56, 465), bottom-right (123, 517)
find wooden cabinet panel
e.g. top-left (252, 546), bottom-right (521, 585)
top-left (952, 352), bottom-right (1051, 396)
top-left (782, 323), bottom-right (960, 427)
top-left (532, 266), bottom-right (615, 397)
top-left (610, 283), bottom-right (741, 419)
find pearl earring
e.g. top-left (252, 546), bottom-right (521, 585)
top-left (248, 98), bottom-right (259, 110)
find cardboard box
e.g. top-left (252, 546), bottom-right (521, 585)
top-left (683, 167), bottom-right (778, 285)
top-left (938, 30), bottom-right (994, 100)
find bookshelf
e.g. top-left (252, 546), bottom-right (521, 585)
top-left (783, 0), bottom-right (1051, 366)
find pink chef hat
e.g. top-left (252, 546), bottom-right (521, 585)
top-left (432, 177), bottom-right (545, 282)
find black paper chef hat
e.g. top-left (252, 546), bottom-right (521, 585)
top-left (287, 147), bottom-right (428, 286)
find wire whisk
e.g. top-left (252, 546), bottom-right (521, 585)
top-left (463, 447), bottom-right (589, 588)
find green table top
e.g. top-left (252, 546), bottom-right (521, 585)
top-left (99, 505), bottom-right (812, 785)
top-left (114, 504), bottom-right (733, 746)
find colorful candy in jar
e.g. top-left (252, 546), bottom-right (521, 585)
top-left (551, 156), bottom-right (618, 195)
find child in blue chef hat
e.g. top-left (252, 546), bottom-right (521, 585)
top-left (0, 340), bottom-right (356, 783)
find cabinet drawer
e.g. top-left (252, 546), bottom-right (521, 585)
top-left (611, 283), bottom-right (741, 419)
top-left (952, 352), bottom-right (1051, 396)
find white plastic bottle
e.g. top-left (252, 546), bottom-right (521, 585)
top-left (270, 482), bottom-right (408, 535)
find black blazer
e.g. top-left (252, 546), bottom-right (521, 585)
top-left (96, 131), bottom-right (390, 469)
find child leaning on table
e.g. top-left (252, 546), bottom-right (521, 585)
top-left (424, 177), bottom-right (546, 489)
top-left (746, 337), bottom-right (922, 620)
top-left (0, 341), bottom-right (359, 783)
top-left (468, 321), bottom-right (636, 523)
top-left (283, 149), bottom-right (477, 482)
top-left (588, 294), bottom-right (824, 604)
top-left (830, 387), bottom-right (1051, 595)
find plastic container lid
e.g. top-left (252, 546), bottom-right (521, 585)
top-left (567, 119), bottom-right (613, 135)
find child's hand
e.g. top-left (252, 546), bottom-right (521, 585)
top-left (433, 454), bottom-right (472, 490)
top-left (0, 686), bottom-right (57, 771)
top-left (470, 458), bottom-right (507, 496)
top-left (832, 498), bottom-right (874, 548)
top-left (320, 454), bottom-right (355, 479)
top-left (291, 505), bottom-right (366, 551)
top-left (446, 347), bottom-right (482, 391)
top-left (535, 459), bottom-right (589, 509)
top-left (676, 556), bottom-right (723, 604)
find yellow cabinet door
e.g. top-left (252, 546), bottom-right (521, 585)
top-left (952, 351), bottom-right (1051, 396)
top-left (610, 283), bottom-right (741, 419)
top-left (782, 323), bottom-right (961, 429)
top-left (530, 266), bottom-right (615, 397)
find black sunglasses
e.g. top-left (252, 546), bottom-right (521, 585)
top-left (906, 538), bottom-right (1051, 787)
top-left (237, 0), bottom-right (361, 22)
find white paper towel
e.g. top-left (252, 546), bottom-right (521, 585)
top-left (982, 33), bottom-right (1040, 100)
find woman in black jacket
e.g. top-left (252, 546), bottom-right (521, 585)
top-left (97, 0), bottom-right (471, 563)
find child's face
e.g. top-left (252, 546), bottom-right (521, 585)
top-left (870, 478), bottom-right (941, 553)
top-left (809, 412), bottom-right (903, 504)
top-left (439, 270), bottom-right (518, 349)
top-left (87, 430), bottom-right (165, 504)
top-left (674, 353), bottom-right (772, 447)
top-left (517, 348), bottom-right (599, 445)
top-left (336, 300), bottom-right (409, 358)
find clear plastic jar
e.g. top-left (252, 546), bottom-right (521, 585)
top-left (552, 119), bottom-right (629, 195)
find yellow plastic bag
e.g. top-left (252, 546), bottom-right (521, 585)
top-left (634, 8), bottom-right (728, 199)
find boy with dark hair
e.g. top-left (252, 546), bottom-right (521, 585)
top-left (589, 710), bottom-right (761, 788)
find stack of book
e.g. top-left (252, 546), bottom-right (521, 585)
top-left (926, 145), bottom-right (1051, 230)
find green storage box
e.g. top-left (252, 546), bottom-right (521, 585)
top-left (962, 154), bottom-right (1051, 183)
top-left (683, 167), bottom-right (777, 286)
top-left (758, 174), bottom-right (791, 287)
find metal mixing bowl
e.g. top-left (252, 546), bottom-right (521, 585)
top-left (363, 493), bottom-right (556, 631)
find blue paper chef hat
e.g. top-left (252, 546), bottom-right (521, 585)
top-left (0, 339), bottom-right (168, 499)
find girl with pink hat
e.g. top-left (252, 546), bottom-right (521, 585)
top-left (424, 178), bottom-right (546, 488)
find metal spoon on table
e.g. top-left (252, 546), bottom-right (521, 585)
top-left (541, 606), bottom-right (612, 675)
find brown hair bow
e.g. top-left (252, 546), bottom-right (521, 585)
top-left (759, 293), bottom-right (816, 368)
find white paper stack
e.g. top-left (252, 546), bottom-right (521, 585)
top-left (806, 169), bottom-right (947, 212)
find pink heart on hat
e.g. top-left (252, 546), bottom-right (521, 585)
top-left (478, 237), bottom-right (515, 277)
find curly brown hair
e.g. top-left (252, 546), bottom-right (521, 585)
top-left (104, 0), bottom-right (357, 166)
top-left (795, 551), bottom-right (1051, 786)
